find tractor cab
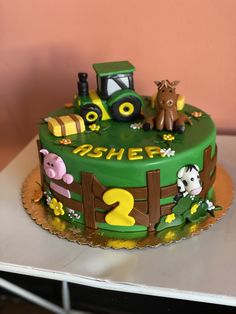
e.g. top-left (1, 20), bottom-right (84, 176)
top-left (74, 61), bottom-right (144, 124)
top-left (93, 61), bottom-right (135, 100)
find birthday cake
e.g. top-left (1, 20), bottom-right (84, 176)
top-left (37, 61), bottom-right (221, 241)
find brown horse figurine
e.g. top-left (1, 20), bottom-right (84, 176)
top-left (143, 80), bottom-right (192, 133)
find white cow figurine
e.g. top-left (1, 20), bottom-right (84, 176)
top-left (177, 164), bottom-right (202, 197)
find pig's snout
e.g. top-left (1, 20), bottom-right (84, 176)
top-left (46, 168), bottom-right (55, 178)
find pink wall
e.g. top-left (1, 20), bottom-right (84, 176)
top-left (1, 0), bottom-right (236, 169)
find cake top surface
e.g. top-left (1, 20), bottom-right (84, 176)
top-left (40, 104), bottom-right (215, 158)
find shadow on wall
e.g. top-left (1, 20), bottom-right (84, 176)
top-left (0, 45), bottom-right (89, 169)
top-left (15, 46), bottom-right (83, 127)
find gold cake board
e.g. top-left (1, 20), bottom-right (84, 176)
top-left (21, 165), bottom-right (234, 250)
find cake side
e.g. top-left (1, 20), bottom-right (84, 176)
top-left (38, 105), bottom-right (219, 234)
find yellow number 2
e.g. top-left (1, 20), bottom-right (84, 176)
top-left (103, 188), bottom-right (135, 226)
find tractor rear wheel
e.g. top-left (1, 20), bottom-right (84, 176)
top-left (109, 96), bottom-right (142, 122)
top-left (79, 104), bottom-right (102, 125)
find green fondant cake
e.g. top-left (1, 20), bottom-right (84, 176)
top-left (37, 61), bottom-right (221, 238)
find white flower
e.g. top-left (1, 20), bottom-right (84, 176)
top-left (130, 122), bottom-right (143, 130)
top-left (206, 200), bottom-right (215, 211)
top-left (67, 208), bottom-right (81, 220)
top-left (160, 148), bottom-right (175, 158)
top-left (44, 116), bottom-right (52, 122)
top-left (46, 195), bottom-right (52, 205)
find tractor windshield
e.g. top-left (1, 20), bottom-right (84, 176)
top-left (107, 75), bottom-right (131, 97)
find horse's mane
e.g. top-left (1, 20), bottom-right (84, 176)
top-left (158, 80), bottom-right (173, 89)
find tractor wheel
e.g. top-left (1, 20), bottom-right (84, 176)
top-left (109, 96), bottom-right (142, 122)
top-left (79, 104), bottom-right (102, 125)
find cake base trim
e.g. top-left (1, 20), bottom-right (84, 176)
top-left (21, 165), bottom-right (233, 250)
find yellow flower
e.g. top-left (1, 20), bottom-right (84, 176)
top-left (190, 203), bottom-right (199, 215)
top-left (165, 213), bottom-right (176, 224)
top-left (164, 230), bottom-right (176, 242)
top-left (160, 150), bottom-right (166, 158)
top-left (89, 124), bottom-right (100, 131)
top-left (60, 138), bottom-right (72, 145)
top-left (107, 239), bottom-right (137, 249)
top-left (189, 223), bottom-right (198, 234)
top-left (191, 111), bottom-right (202, 118)
top-left (163, 134), bottom-right (175, 141)
top-left (49, 198), bottom-right (64, 216)
top-left (52, 217), bottom-right (66, 232)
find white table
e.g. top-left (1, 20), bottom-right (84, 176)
top-left (0, 135), bottom-right (236, 312)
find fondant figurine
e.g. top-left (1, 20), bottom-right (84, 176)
top-left (172, 164), bottom-right (221, 223)
top-left (143, 80), bottom-right (192, 133)
top-left (47, 114), bottom-right (85, 137)
top-left (74, 61), bottom-right (144, 124)
top-left (40, 149), bottom-right (74, 198)
top-left (177, 164), bottom-right (202, 197)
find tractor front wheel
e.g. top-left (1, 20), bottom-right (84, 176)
top-left (109, 97), bottom-right (142, 122)
top-left (79, 104), bottom-right (102, 125)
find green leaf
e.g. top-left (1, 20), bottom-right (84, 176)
top-left (183, 203), bottom-right (208, 222)
top-left (172, 195), bottom-right (193, 215)
top-left (156, 214), bottom-right (185, 232)
top-left (213, 205), bottom-right (222, 211)
top-left (199, 201), bottom-right (208, 211)
top-left (102, 125), bottom-right (111, 132)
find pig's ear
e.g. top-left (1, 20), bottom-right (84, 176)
top-left (40, 149), bottom-right (49, 156)
top-left (55, 156), bottom-right (63, 162)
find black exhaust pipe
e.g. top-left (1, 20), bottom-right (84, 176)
top-left (78, 72), bottom-right (89, 97)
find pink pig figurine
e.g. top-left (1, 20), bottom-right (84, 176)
top-left (40, 149), bottom-right (73, 198)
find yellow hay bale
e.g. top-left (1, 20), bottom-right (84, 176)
top-left (177, 95), bottom-right (185, 111)
top-left (48, 114), bottom-right (85, 137)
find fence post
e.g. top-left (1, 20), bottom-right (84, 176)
top-left (81, 172), bottom-right (97, 229)
top-left (200, 146), bottom-right (212, 198)
top-left (147, 170), bottom-right (161, 231)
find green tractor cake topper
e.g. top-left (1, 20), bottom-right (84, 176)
top-left (73, 61), bottom-right (144, 124)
